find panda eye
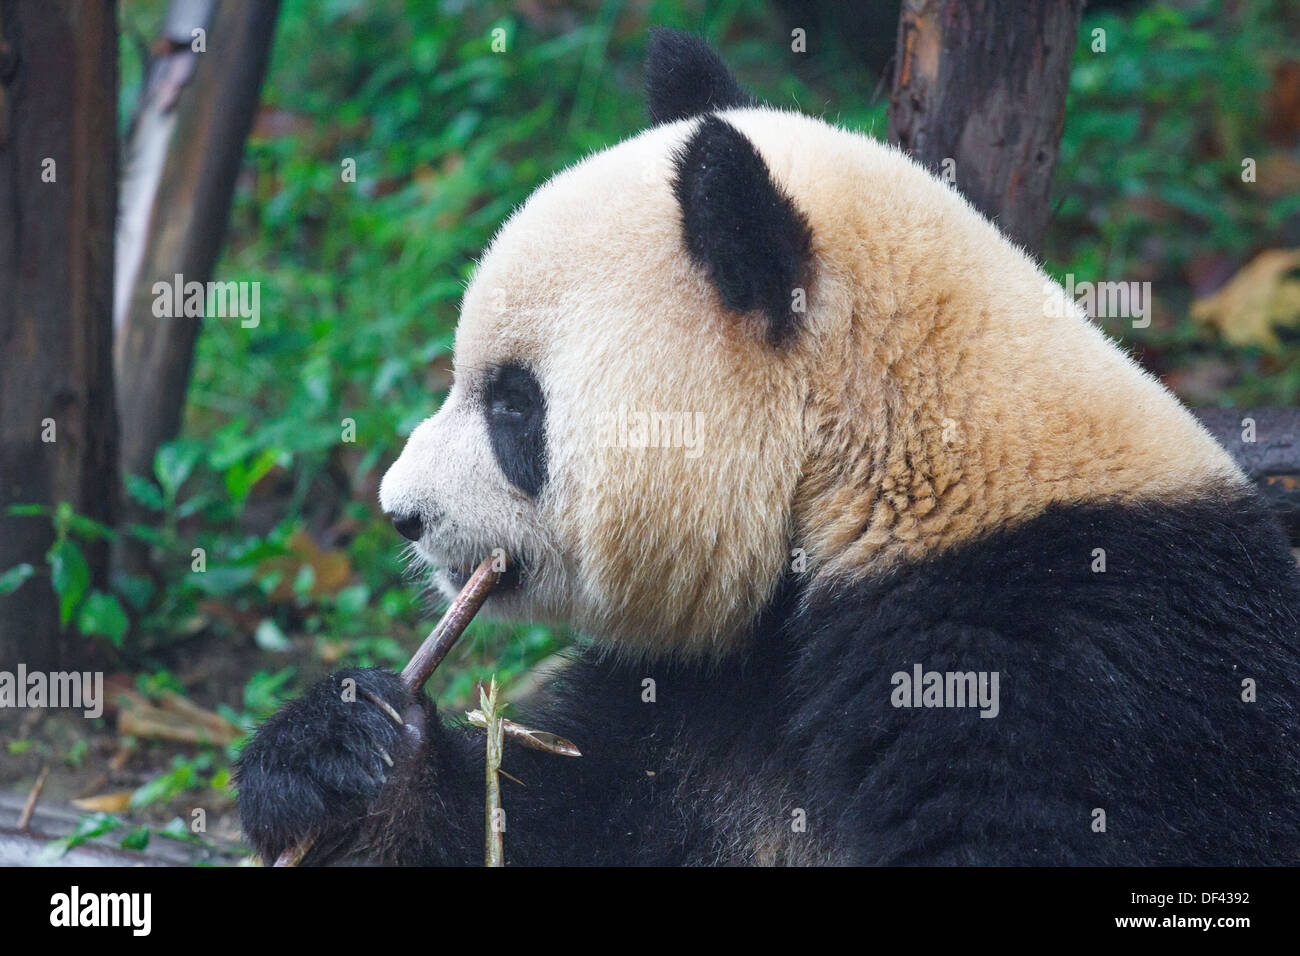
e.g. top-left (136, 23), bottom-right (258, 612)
top-left (489, 391), bottom-right (530, 419)
top-left (483, 362), bottom-right (548, 497)
top-left (485, 363), bottom-right (542, 424)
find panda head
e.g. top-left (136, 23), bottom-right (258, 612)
top-left (380, 30), bottom-right (1242, 658)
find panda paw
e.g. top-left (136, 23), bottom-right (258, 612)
top-left (235, 667), bottom-right (426, 863)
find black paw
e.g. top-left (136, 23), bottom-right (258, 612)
top-left (235, 667), bottom-right (424, 862)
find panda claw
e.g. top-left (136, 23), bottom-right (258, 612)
top-left (361, 689), bottom-right (405, 727)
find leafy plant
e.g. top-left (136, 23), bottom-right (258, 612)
top-left (4, 502), bottom-right (127, 646)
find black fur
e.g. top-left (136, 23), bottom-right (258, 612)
top-left (672, 116), bottom-right (813, 345)
top-left (236, 668), bottom-right (418, 863)
top-left (483, 362), bottom-right (548, 497)
top-left (646, 28), bottom-right (756, 124)
top-left (237, 491), bottom-right (1300, 864)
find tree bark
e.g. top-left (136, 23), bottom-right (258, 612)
top-left (0, 1), bottom-right (119, 669)
top-left (888, 0), bottom-right (1085, 255)
top-left (114, 0), bottom-right (279, 503)
top-left (113, 0), bottom-right (279, 572)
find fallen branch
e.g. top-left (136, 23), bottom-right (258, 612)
top-left (114, 687), bottom-right (242, 746)
top-left (16, 767), bottom-right (50, 832)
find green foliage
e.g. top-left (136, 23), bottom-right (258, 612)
top-left (77, 591), bottom-right (129, 646)
top-left (130, 754), bottom-right (214, 811)
top-left (241, 667), bottom-right (297, 719)
top-left (37, 813), bottom-right (124, 863)
top-left (1054, 0), bottom-right (1300, 403)
top-left (0, 562), bottom-right (35, 596)
top-left (4, 502), bottom-right (127, 643)
top-left (48, 538), bottom-right (91, 626)
top-left (36, 810), bottom-right (213, 862)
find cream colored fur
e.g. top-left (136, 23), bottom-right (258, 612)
top-left (380, 107), bottom-right (1245, 657)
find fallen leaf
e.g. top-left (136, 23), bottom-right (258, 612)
top-left (72, 791), bottom-right (134, 813)
top-left (257, 528), bottom-right (353, 602)
top-left (1191, 249), bottom-right (1300, 346)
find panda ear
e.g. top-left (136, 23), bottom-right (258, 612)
top-left (672, 115), bottom-right (813, 345)
top-left (646, 28), bottom-right (756, 124)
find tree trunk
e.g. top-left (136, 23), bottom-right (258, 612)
top-left (113, 0), bottom-right (279, 572)
top-left (0, 1), bottom-right (119, 669)
top-left (888, 0), bottom-right (1085, 255)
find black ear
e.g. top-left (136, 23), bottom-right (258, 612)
top-left (672, 115), bottom-right (813, 345)
top-left (646, 28), bottom-right (756, 124)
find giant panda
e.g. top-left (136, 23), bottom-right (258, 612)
top-left (236, 30), bottom-right (1300, 865)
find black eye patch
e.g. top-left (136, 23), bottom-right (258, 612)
top-left (483, 362), bottom-right (548, 497)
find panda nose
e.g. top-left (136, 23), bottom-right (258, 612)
top-left (389, 511), bottom-right (423, 541)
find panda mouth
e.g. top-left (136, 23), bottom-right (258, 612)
top-left (444, 559), bottom-right (522, 592)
